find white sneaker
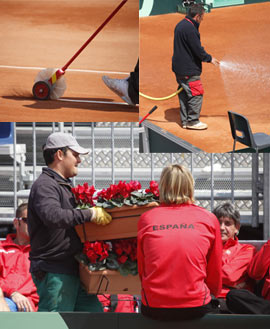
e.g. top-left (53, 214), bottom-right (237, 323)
top-left (186, 121), bottom-right (208, 130)
top-left (102, 76), bottom-right (135, 106)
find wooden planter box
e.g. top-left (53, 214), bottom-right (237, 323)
top-left (75, 202), bottom-right (158, 242)
top-left (79, 263), bottom-right (141, 295)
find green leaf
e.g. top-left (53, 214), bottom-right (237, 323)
top-left (118, 266), bottom-right (129, 276)
top-left (137, 200), bottom-right (149, 206)
top-left (123, 199), bottom-right (133, 206)
top-left (131, 191), bottom-right (144, 198)
top-left (106, 258), bottom-right (119, 270)
top-left (110, 200), bottom-right (123, 207)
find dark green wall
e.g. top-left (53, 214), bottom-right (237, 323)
top-left (139, 0), bottom-right (181, 16)
top-left (139, 0), bottom-right (269, 16)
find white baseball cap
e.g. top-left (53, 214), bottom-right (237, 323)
top-left (43, 132), bottom-right (89, 154)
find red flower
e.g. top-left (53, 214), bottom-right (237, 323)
top-left (97, 180), bottom-right (142, 201)
top-left (145, 180), bottom-right (159, 197)
top-left (129, 180), bottom-right (141, 192)
top-left (83, 241), bottom-right (110, 264)
top-left (118, 254), bottom-right (128, 264)
top-left (87, 249), bottom-right (98, 263)
top-left (72, 183), bottom-right (96, 206)
top-left (111, 238), bottom-right (137, 265)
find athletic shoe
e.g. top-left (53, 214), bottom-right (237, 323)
top-left (102, 76), bottom-right (135, 106)
top-left (186, 121), bottom-right (208, 130)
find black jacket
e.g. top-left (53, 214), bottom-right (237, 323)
top-left (172, 16), bottom-right (212, 76)
top-left (28, 168), bottom-right (92, 275)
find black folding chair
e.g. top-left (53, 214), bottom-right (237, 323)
top-left (228, 111), bottom-right (270, 153)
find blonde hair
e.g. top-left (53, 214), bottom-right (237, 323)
top-left (159, 164), bottom-right (195, 204)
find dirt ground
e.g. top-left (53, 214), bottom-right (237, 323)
top-left (0, 0), bottom-right (138, 122)
top-left (140, 3), bottom-right (270, 152)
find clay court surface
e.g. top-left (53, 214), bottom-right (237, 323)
top-left (140, 3), bottom-right (270, 153)
top-left (0, 0), bottom-right (138, 122)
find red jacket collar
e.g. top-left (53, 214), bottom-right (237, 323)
top-left (223, 237), bottom-right (238, 249)
top-left (1, 233), bottom-right (30, 250)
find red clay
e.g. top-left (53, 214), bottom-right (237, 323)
top-left (140, 3), bottom-right (270, 152)
top-left (0, 0), bottom-right (138, 122)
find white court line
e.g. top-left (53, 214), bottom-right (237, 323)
top-left (0, 65), bottom-right (129, 75)
top-left (59, 98), bottom-right (130, 106)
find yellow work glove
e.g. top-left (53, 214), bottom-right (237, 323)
top-left (91, 207), bottom-right (112, 226)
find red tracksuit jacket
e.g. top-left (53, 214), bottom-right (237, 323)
top-left (137, 203), bottom-right (222, 308)
top-left (248, 240), bottom-right (270, 300)
top-left (98, 294), bottom-right (137, 312)
top-left (219, 238), bottom-right (256, 298)
top-left (0, 234), bottom-right (39, 311)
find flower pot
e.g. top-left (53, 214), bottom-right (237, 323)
top-left (75, 202), bottom-right (158, 242)
top-left (79, 263), bottom-right (141, 295)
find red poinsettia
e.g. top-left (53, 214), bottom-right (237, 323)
top-left (97, 180), bottom-right (142, 201)
top-left (83, 241), bottom-right (110, 264)
top-left (72, 182), bottom-right (96, 206)
top-left (145, 180), bottom-right (159, 197)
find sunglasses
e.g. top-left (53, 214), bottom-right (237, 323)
top-left (17, 217), bottom-right (27, 223)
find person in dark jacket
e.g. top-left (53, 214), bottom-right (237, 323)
top-left (28, 132), bottom-right (112, 312)
top-left (172, 3), bottom-right (219, 130)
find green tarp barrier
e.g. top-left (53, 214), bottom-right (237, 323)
top-left (1, 313), bottom-right (270, 329)
top-left (0, 312), bottom-right (68, 329)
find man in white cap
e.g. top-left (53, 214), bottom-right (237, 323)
top-left (27, 132), bottom-right (112, 312)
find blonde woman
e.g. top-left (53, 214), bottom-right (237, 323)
top-left (137, 164), bottom-right (222, 320)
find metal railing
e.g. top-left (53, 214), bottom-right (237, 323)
top-left (0, 122), bottom-right (269, 238)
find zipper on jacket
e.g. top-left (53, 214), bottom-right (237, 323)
top-left (142, 288), bottom-right (149, 307)
top-left (203, 285), bottom-right (208, 305)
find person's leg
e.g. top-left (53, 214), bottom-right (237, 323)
top-left (127, 59), bottom-right (139, 105)
top-left (74, 285), bottom-right (103, 312)
top-left (102, 60), bottom-right (139, 106)
top-left (176, 75), bottom-right (189, 128)
top-left (4, 298), bottom-right (18, 312)
top-left (185, 76), bottom-right (206, 129)
top-left (176, 76), bottom-right (207, 130)
top-left (227, 289), bottom-right (270, 314)
top-left (187, 94), bottom-right (203, 124)
top-left (32, 272), bottom-right (80, 312)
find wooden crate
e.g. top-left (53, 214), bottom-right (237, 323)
top-left (75, 202), bottom-right (158, 242)
top-left (79, 263), bottom-right (141, 295)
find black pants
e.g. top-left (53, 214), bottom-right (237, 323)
top-left (141, 299), bottom-right (220, 321)
top-left (127, 59), bottom-right (139, 105)
top-left (227, 289), bottom-right (270, 314)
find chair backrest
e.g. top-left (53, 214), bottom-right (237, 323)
top-left (0, 123), bottom-right (14, 145)
top-left (228, 111), bottom-right (255, 148)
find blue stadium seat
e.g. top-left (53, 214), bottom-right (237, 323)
top-left (0, 123), bottom-right (14, 144)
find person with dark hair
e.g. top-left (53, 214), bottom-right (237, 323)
top-left (137, 164), bottom-right (222, 321)
top-left (27, 132), bottom-right (112, 312)
top-left (102, 59), bottom-right (139, 106)
top-left (212, 202), bottom-right (256, 312)
top-left (0, 203), bottom-right (39, 312)
top-left (172, 3), bottom-right (219, 130)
